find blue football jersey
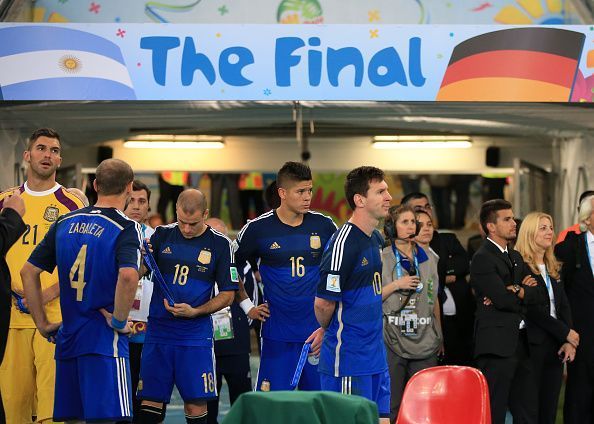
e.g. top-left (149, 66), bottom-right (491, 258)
top-left (234, 210), bottom-right (337, 342)
top-left (28, 207), bottom-right (142, 359)
top-left (317, 222), bottom-right (388, 377)
top-left (146, 224), bottom-right (238, 347)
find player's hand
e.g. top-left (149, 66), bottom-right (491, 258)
top-left (567, 329), bottom-right (580, 348)
top-left (140, 239), bottom-right (153, 255)
top-left (521, 275), bottom-right (538, 287)
top-left (163, 299), bottom-right (197, 319)
top-left (12, 289), bottom-right (29, 313)
top-left (445, 275), bottom-right (456, 284)
top-left (483, 296), bottom-right (492, 306)
top-left (2, 191), bottom-right (25, 217)
top-left (558, 342), bottom-right (576, 363)
top-left (247, 303), bottom-right (270, 322)
top-left (396, 275), bottom-right (419, 291)
top-left (99, 308), bottom-right (132, 334)
top-left (40, 322), bottom-right (61, 343)
top-left (305, 327), bottom-right (325, 357)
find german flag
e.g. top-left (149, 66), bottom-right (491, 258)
top-left (437, 27), bottom-right (585, 102)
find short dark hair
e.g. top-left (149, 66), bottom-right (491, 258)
top-left (132, 179), bottom-right (151, 202)
top-left (277, 162), bottom-right (312, 188)
top-left (479, 199), bottom-right (512, 235)
top-left (27, 128), bottom-right (61, 150)
top-left (401, 192), bottom-right (428, 206)
top-left (344, 166), bottom-right (385, 210)
top-left (95, 159), bottom-right (134, 196)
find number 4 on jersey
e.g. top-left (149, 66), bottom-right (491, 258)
top-left (69, 244), bottom-right (88, 301)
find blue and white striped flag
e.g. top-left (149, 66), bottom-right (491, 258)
top-left (0, 26), bottom-right (135, 100)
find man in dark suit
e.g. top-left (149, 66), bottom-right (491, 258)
top-left (556, 194), bottom-right (594, 424)
top-left (402, 192), bottom-right (474, 365)
top-left (0, 191), bottom-right (26, 423)
top-left (470, 199), bottom-right (537, 424)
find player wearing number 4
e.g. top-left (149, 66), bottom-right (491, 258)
top-left (0, 128), bottom-right (84, 424)
top-left (315, 166), bottom-right (393, 423)
top-left (137, 189), bottom-right (238, 424)
top-left (21, 158), bottom-right (142, 423)
top-left (234, 162), bottom-right (337, 391)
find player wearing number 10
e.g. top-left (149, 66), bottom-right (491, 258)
top-left (315, 166), bottom-right (393, 423)
top-left (234, 162), bottom-right (337, 391)
top-left (21, 159), bottom-right (142, 422)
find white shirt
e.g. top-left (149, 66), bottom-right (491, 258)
top-left (537, 264), bottom-right (557, 319)
top-left (128, 224), bottom-right (155, 322)
top-left (587, 231), bottom-right (594, 278)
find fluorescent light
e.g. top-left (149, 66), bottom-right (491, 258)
top-left (124, 141), bottom-right (224, 149)
top-left (372, 135), bottom-right (472, 149)
top-left (123, 134), bottom-right (225, 149)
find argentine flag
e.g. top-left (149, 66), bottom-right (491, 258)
top-left (0, 26), bottom-right (135, 100)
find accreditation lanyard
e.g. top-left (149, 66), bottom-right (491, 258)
top-left (543, 268), bottom-right (552, 291)
top-left (391, 242), bottom-right (420, 280)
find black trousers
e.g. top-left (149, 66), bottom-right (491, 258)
top-left (517, 337), bottom-right (563, 424)
top-left (476, 330), bottom-right (532, 424)
top-left (206, 354), bottom-right (252, 424)
top-left (564, 345), bottom-right (594, 424)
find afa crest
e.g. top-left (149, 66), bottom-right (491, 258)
top-left (198, 250), bottom-right (212, 264)
top-left (310, 235), bottom-right (321, 249)
top-left (43, 206), bottom-right (59, 222)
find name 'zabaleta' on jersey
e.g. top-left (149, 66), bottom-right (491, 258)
top-left (234, 210), bottom-right (337, 342)
top-left (27, 207), bottom-right (143, 360)
top-left (147, 224), bottom-right (238, 347)
top-left (317, 223), bottom-right (387, 377)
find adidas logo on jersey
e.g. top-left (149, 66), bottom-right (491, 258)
top-left (361, 257), bottom-right (369, 266)
top-left (269, 242), bottom-right (281, 250)
top-left (162, 246), bottom-right (172, 254)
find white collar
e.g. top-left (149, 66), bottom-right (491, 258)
top-left (487, 237), bottom-right (508, 253)
top-left (587, 231), bottom-right (594, 245)
top-left (23, 181), bottom-right (61, 197)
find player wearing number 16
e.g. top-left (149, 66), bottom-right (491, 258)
top-left (21, 158), bottom-right (142, 422)
top-left (234, 162), bottom-right (337, 391)
top-left (137, 189), bottom-right (238, 424)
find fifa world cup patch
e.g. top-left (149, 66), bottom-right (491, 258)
top-left (198, 249), bottom-right (212, 264)
top-left (310, 235), bottom-right (321, 249)
top-left (230, 266), bottom-right (239, 283)
top-left (43, 206), bottom-right (60, 222)
top-left (326, 274), bottom-right (341, 292)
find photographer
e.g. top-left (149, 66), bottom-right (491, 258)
top-left (381, 205), bottom-right (442, 422)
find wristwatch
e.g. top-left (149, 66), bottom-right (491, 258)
top-left (511, 284), bottom-right (521, 294)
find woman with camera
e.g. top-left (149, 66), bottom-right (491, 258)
top-left (381, 205), bottom-right (443, 422)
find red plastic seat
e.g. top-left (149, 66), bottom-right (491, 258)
top-left (396, 366), bottom-right (491, 424)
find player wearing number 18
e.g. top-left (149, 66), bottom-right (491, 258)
top-left (137, 189), bottom-right (238, 424)
top-left (21, 158), bottom-right (142, 422)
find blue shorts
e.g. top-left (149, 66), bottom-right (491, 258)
top-left (54, 354), bottom-right (132, 422)
top-left (320, 370), bottom-right (391, 418)
top-left (256, 338), bottom-right (320, 391)
top-left (138, 343), bottom-right (217, 403)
